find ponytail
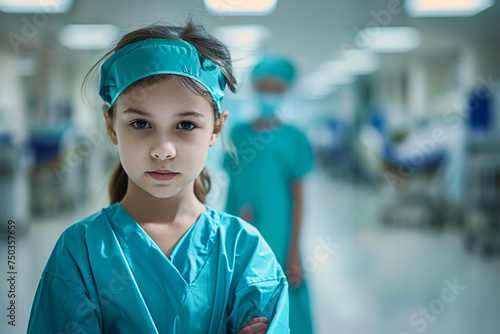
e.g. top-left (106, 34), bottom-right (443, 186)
top-left (109, 162), bottom-right (128, 204)
top-left (194, 168), bottom-right (211, 204)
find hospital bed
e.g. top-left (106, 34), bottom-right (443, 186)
top-left (357, 116), bottom-right (463, 230)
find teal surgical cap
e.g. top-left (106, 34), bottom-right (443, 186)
top-left (250, 55), bottom-right (296, 86)
top-left (99, 38), bottom-right (227, 110)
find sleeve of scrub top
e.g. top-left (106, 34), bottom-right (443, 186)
top-left (27, 273), bottom-right (101, 334)
top-left (27, 226), bottom-right (101, 334)
top-left (289, 126), bottom-right (313, 180)
top-left (226, 224), bottom-right (290, 334)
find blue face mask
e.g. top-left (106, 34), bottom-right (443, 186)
top-left (256, 92), bottom-right (284, 119)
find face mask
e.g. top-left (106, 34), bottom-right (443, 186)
top-left (256, 92), bottom-right (284, 119)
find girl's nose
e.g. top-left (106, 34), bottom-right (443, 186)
top-left (150, 137), bottom-right (176, 160)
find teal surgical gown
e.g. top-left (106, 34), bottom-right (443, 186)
top-left (224, 122), bottom-right (314, 334)
top-left (28, 203), bottom-right (289, 333)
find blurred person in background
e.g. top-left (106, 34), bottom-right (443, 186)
top-left (224, 55), bottom-right (315, 333)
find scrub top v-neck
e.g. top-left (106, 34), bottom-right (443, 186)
top-left (130, 204), bottom-right (206, 261)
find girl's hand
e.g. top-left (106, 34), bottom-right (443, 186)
top-left (286, 250), bottom-right (303, 288)
top-left (237, 317), bottom-right (269, 334)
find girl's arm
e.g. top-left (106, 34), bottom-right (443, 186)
top-left (226, 221), bottom-right (290, 334)
top-left (27, 273), bottom-right (101, 333)
top-left (227, 276), bottom-right (289, 334)
top-left (287, 127), bottom-right (313, 287)
top-left (27, 227), bottom-right (102, 333)
top-left (286, 180), bottom-right (305, 286)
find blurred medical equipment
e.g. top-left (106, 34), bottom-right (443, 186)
top-left (311, 118), bottom-right (355, 179)
top-left (0, 128), bottom-right (32, 235)
top-left (28, 124), bottom-right (92, 215)
top-left (462, 86), bottom-right (500, 258)
top-left (356, 83), bottom-right (500, 245)
top-left (462, 141), bottom-right (500, 257)
top-left (357, 109), bottom-right (464, 229)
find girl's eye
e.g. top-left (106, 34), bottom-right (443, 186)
top-left (130, 120), bottom-right (150, 130)
top-left (177, 121), bottom-right (196, 131)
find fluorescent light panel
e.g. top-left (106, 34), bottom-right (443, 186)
top-left (299, 83), bottom-right (339, 100)
top-left (321, 51), bottom-right (380, 75)
top-left (59, 24), bottom-right (119, 50)
top-left (214, 25), bottom-right (269, 68)
top-left (0, 0), bottom-right (72, 13)
top-left (297, 72), bottom-right (353, 99)
top-left (311, 72), bottom-right (355, 86)
top-left (405, 0), bottom-right (494, 17)
top-left (214, 24), bottom-right (269, 47)
top-left (204, 0), bottom-right (277, 16)
top-left (356, 26), bottom-right (421, 53)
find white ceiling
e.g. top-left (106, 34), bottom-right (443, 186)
top-left (1, 0), bottom-right (499, 75)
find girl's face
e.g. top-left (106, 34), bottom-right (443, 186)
top-left (106, 77), bottom-right (227, 200)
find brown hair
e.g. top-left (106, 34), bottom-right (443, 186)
top-left (84, 20), bottom-right (236, 204)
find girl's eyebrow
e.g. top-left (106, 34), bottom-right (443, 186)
top-left (122, 108), bottom-right (204, 118)
top-left (176, 111), bottom-right (205, 118)
top-left (122, 108), bottom-right (150, 117)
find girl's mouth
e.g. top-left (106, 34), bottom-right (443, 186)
top-left (147, 170), bottom-right (178, 181)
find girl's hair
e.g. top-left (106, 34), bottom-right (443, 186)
top-left (84, 20), bottom-right (236, 205)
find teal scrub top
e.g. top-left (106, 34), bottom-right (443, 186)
top-left (28, 203), bottom-right (289, 334)
top-left (224, 123), bottom-right (313, 267)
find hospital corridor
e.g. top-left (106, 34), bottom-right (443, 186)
top-left (1, 1), bottom-right (500, 333)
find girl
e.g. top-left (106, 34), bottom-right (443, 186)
top-left (27, 21), bottom-right (289, 334)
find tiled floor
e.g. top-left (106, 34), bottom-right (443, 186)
top-left (1, 170), bottom-right (500, 333)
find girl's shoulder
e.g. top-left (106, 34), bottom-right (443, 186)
top-left (208, 208), bottom-right (287, 284)
top-left (58, 206), bottom-right (112, 242)
top-left (207, 207), bottom-right (260, 239)
top-left (207, 207), bottom-right (277, 261)
top-left (41, 206), bottom-right (114, 282)
top-left (47, 204), bottom-right (124, 262)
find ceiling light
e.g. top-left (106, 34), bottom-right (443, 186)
top-left (405, 0), bottom-right (494, 17)
top-left (356, 27), bottom-right (421, 53)
top-left (321, 51), bottom-right (380, 75)
top-left (0, 0), bottom-right (72, 13)
top-left (204, 0), bottom-right (277, 16)
top-left (214, 25), bottom-right (270, 47)
top-left (297, 71), bottom-right (353, 99)
top-left (214, 25), bottom-right (269, 68)
top-left (59, 24), bottom-right (120, 50)
top-left (310, 72), bottom-right (355, 86)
